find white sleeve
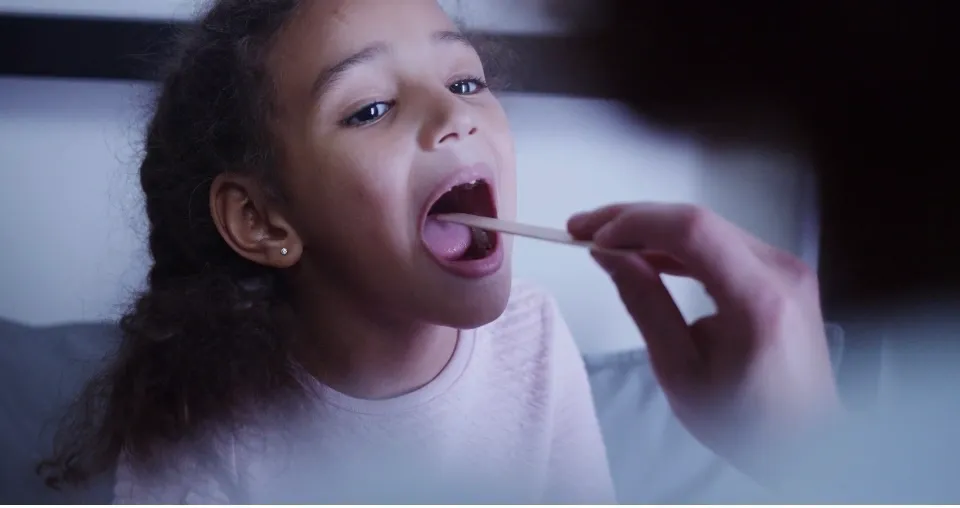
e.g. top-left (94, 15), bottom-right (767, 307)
top-left (541, 294), bottom-right (619, 504)
top-left (112, 437), bottom-right (239, 505)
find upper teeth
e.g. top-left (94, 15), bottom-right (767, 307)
top-left (449, 179), bottom-right (480, 192)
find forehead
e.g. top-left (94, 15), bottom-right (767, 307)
top-left (274, 0), bottom-right (458, 68)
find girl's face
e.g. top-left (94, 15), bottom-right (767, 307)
top-left (269, 0), bottom-right (516, 328)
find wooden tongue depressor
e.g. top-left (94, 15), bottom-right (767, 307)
top-left (435, 213), bottom-right (628, 255)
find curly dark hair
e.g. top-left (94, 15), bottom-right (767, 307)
top-left (38, 0), bottom-right (307, 489)
top-left (37, 0), bottom-right (510, 490)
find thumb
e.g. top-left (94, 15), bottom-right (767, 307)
top-left (592, 251), bottom-right (700, 387)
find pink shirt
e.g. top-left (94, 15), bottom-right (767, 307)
top-left (113, 280), bottom-right (616, 504)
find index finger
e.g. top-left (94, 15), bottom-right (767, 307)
top-left (591, 203), bottom-right (769, 302)
top-left (568, 203), bottom-right (633, 239)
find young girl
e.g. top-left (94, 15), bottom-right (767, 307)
top-left (41, 0), bottom-right (615, 503)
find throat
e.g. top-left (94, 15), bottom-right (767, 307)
top-left (294, 306), bottom-right (460, 400)
top-left (287, 260), bottom-right (462, 400)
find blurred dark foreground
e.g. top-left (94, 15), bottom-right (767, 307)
top-left (557, 0), bottom-right (956, 315)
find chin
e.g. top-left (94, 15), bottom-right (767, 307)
top-left (424, 269), bottom-right (513, 329)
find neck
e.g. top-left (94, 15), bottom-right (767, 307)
top-left (290, 278), bottom-right (458, 400)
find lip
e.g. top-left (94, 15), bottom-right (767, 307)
top-left (419, 163), bottom-right (503, 279)
top-left (436, 239), bottom-right (504, 278)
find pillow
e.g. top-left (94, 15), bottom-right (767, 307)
top-left (0, 319), bottom-right (115, 504)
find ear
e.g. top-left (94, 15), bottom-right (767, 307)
top-left (209, 173), bottom-right (302, 268)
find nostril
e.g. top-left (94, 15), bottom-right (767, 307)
top-left (434, 122), bottom-right (477, 146)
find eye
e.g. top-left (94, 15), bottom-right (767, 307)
top-left (449, 77), bottom-right (488, 96)
top-left (341, 101), bottom-right (394, 127)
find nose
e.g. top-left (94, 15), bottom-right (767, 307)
top-left (418, 94), bottom-right (479, 151)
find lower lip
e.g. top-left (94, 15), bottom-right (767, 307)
top-left (426, 232), bottom-right (504, 279)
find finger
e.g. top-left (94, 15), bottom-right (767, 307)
top-left (642, 251), bottom-right (689, 277)
top-left (593, 203), bottom-right (768, 303)
top-left (567, 203), bottom-right (633, 240)
top-left (592, 251), bottom-right (700, 387)
top-left (570, 204), bottom-right (697, 275)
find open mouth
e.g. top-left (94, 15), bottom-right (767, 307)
top-left (422, 179), bottom-right (499, 261)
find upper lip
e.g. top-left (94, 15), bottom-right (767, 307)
top-left (419, 164), bottom-right (497, 228)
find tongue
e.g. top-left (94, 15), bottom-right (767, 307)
top-left (422, 217), bottom-right (471, 260)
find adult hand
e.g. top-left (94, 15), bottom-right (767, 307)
top-left (568, 203), bottom-right (841, 475)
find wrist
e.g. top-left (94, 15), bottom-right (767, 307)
top-left (725, 396), bottom-right (849, 493)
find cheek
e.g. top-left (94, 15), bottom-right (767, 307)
top-left (299, 151), bottom-right (413, 251)
top-left (499, 175), bottom-right (517, 221)
top-left (486, 105), bottom-right (518, 221)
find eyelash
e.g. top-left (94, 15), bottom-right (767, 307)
top-left (340, 76), bottom-right (489, 128)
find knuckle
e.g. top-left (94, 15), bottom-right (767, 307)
top-left (792, 259), bottom-right (817, 284)
top-left (792, 261), bottom-right (821, 298)
top-left (676, 205), bottom-right (714, 246)
top-left (611, 203), bottom-right (642, 222)
top-left (754, 285), bottom-right (792, 325)
top-left (605, 202), bottom-right (637, 216)
top-left (776, 251), bottom-right (820, 291)
top-left (599, 208), bottom-right (639, 238)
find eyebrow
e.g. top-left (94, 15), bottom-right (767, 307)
top-left (310, 30), bottom-right (476, 98)
top-left (431, 30), bottom-right (474, 49)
